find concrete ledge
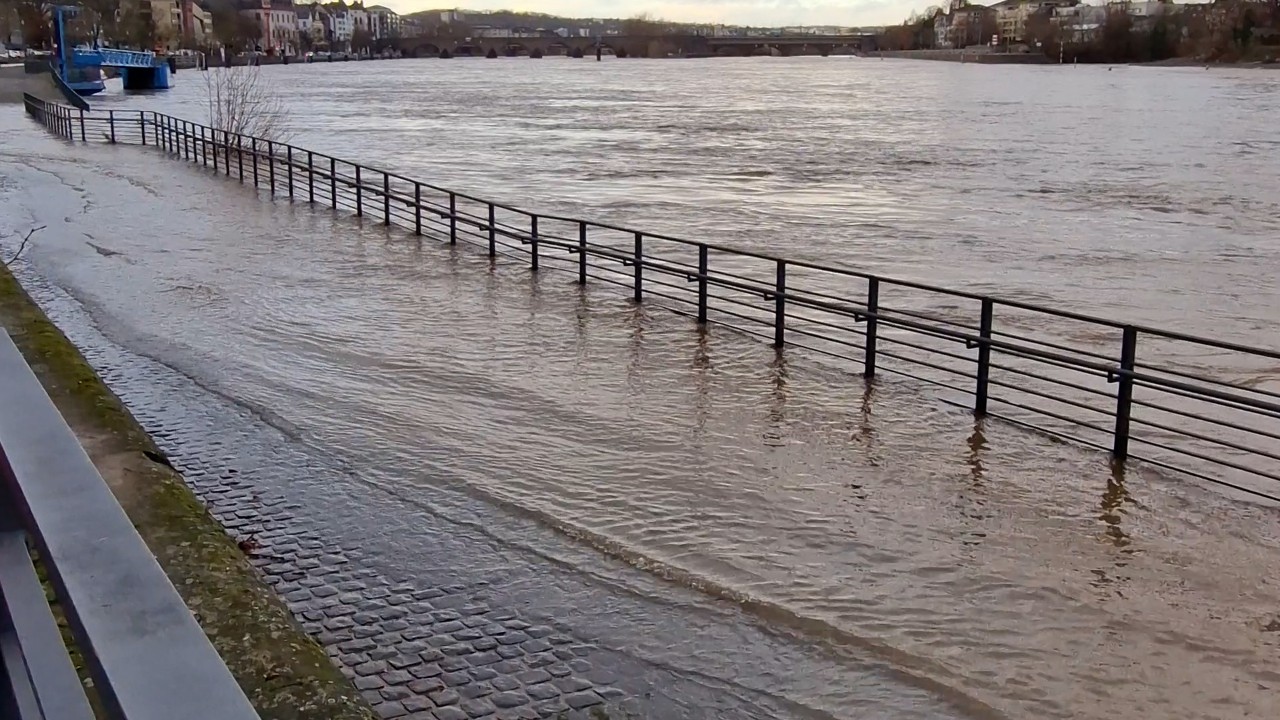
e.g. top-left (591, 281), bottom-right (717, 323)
top-left (0, 262), bottom-right (374, 720)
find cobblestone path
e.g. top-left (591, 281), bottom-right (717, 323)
top-left (13, 272), bottom-right (899, 720)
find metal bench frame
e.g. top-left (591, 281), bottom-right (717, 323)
top-left (0, 330), bottom-right (260, 720)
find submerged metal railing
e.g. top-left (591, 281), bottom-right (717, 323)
top-left (0, 331), bottom-right (260, 719)
top-left (22, 94), bottom-right (1280, 503)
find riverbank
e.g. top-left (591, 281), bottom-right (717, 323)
top-left (873, 49), bottom-right (1049, 63)
top-left (0, 260), bottom-right (373, 720)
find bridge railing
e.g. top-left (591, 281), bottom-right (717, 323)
top-left (21, 94), bottom-right (1280, 504)
top-left (0, 332), bottom-right (261, 720)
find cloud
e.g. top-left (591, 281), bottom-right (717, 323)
top-left (378, 1), bottom-right (924, 26)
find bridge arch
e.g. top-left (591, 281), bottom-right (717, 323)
top-left (413, 43), bottom-right (441, 58)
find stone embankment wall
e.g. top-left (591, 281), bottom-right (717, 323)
top-left (874, 49), bottom-right (1051, 64)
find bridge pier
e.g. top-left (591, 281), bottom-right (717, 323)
top-left (121, 64), bottom-right (173, 91)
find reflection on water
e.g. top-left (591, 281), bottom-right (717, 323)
top-left (4, 60), bottom-right (1280, 720)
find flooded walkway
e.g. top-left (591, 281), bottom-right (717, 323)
top-left (2, 104), bottom-right (1279, 720)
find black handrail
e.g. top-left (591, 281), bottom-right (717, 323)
top-left (20, 93), bottom-right (1280, 504)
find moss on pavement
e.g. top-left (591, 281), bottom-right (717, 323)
top-left (0, 263), bottom-right (373, 720)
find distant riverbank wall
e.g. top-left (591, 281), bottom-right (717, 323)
top-left (875, 49), bottom-right (1051, 64)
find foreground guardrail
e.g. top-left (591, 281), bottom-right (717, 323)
top-left (0, 330), bottom-right (260, 719)
top-left (21, 93), bottom-right (1280, 504)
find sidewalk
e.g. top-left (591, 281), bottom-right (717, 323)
top-left (0, 261), bottom-right (374, 719)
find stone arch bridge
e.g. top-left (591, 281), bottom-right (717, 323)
top-left (394, 34), bottom-right (876, 59)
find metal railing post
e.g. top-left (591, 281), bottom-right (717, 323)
top-left (773, 260), bottom-right (786, 348)
top-left (488, 204), bottom-right (496, 257)
top-left (529, 215), bottom-right (539, 271)
top-left (251, 138), bottom-right (259, 186)
top-left (1113, 327), bottom-right (1138, 460)
top-left (329, 157), bottom-right (336, 208)
top-left (108, 110), bottom-right (115, 143)
top-left (697, 245), bottom-right (709, 324)
top-left (184, 121), bottom-right (191, 160)
top-left (286, 146), bottom-right (293, 199)
top-left (201, 125), bottom-right (208, 166)
top-left (212, 127), bottom-right (218, 172)
top-left (383, 173), bottom-right (390, 226)
top-left (267, 140), bottom-right (276, 195)
top-left (236, 135), bottom-right (244, 182)
top-left (975, 298), bottom-right (994, 416)
top-left (413, 183), bottom-right (421, 235)
top-left (307, 152), bottom-right (314, 203)
top-left (355, 165), bottom-right (363, 216)
top-left (863, 277), bottom-right (879, 378)
top-left (78, 109), bottom-right (85, 142)
top-left (224, 131), bottom-right (232, 176)
top-left (140, 111), bottom-right (147, 145)
top-left (578, 222), bottom-right (587, 284)
top-left (633, 233), bottom-right (643, 302)
top-left (449, 194), bottom-right (457, 244)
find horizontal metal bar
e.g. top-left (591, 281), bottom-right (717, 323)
top-left (67, 103), bottom-right (1280, 362)
top-left (987, 396), bottom-right (1116, 436)
top-left (1128, 415), bottom-right (1280, 464)
top-left (1130, 396), bottom-right (1280, 443)
top-left (1128, 433), bottom-right (1280, 485)
top-left (988, 360), bottom-right (1115, 399)
top-left (877, 364), bottom-right (974, 396)
top-left (46, 96), bottom-right (1280, 496)
top-left (873, 332), bottom-right (977, 366)
top-left (986, 378), bottom-right (1116, 418)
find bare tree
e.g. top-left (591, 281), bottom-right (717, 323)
top-left (202, 65), bottom-right (290, 141)
top-left (351, 26), bottom-right (374, 55)
top-left (2, 226), bottom-right (44, 267)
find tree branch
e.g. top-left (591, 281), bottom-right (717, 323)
top-left (2, 226), bottom-right (45, 267)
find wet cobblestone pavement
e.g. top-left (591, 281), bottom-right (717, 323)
top-left (31, 275), bottom-right (620, 720)
top-left (10, 268), bottom-right (965, 720)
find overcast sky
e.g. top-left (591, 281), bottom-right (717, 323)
top-left (374, 1), bottom-right (930, 27)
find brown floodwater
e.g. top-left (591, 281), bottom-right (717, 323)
top-left (3, 58), bottom-right (1279, 720)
